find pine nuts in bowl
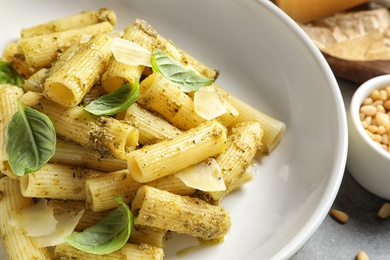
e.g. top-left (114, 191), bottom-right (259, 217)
top-left (347, 75), bottom-right (390, 200)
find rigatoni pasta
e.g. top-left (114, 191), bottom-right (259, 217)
top-left (20, 91), bottom-right (139, 160)
top-left (54, 242), bottom-right (165, 260)
top-left (0, 84), bottom-right (24, 180)
top-left (21, 8), bottom-right (117, 38)
top-left (20, 163), bottom-right (103, 200)
top-left (127, 120), bottom-right (227, 183)
top-left (131, 185), bottom-right (231, 240)
top-left (0, 177), bottom-right (52, 259)
top-left (18, 21), bottom-right (114, 70)
top-left (0, 8), bottom-right (286, 259)
top-left (44, 33), bottom-right (112, 107)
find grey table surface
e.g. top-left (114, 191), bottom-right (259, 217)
top-left (292, 79), bottom-right (390, 260)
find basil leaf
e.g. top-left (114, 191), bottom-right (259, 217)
top-left (151, 48), bottom-right (214, 92)
top-left (6, 101), bottom-right (56, 176)
top-left (65, 197), bottom-right (133, 255)
top-left (0, 60), bottom-right (22, 86)
top-left (83, 81), bottom-right (139, 116)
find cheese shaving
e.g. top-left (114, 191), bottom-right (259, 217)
top-left (111, 37), bottom-right (152, 66)
top-left (194, 86), bottom-right (227, 120)
top-left (33, 209), bottom-right (84, 247)
top-left (8, 198), bottom-right (84, 247)
top-left (9, 199), bottom-right (58, 237)
top-left (175, 159), bottom-right (226, 192)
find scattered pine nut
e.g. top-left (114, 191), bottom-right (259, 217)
top-left (330, 209), bottom-right (349, 224)
top-left (356, 250), bottom-right (369, 260)
top-left (378, 202), bottom-right (390, 219)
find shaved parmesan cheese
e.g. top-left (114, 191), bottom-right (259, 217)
top-left (34, 209), bottom-right (84, 248)
top-left (8, 198), bottom-right (84, 247)
top-left (175, 159), bottom-right (226, 191)
top-left (9, 199), bottom-right (58, 237)
top-left (79, 33), bottom-right (94, 43)
top-left (194, 86), bottom-right (227, 120)
top-left (111, 37), bottom-right (152, 66)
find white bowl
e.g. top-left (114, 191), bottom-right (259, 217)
top-left (0, 0), bottom-right (348, 259)
top-left (347, 75), bottom-right (390, 200)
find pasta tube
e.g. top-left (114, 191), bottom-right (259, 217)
top-left (20, 92), bottom-right (139, 160)
top-left (20, 163), bottom-right (103, 200)
top-left (86, 169), bottom-right (195, 212)
top-left (51, 138), bottom-right (127, 172)
top-left (85, 169), bottom-right (142, 212)
top-left (2, 42), bottom-right (34, 78)
top-left (101, 22), bottom-right (148, 93)
top-left (44, 33), bottom-right (112, 107)
top-left (129, 225), bottom-right (168, 248)
top-left (0, 84), bottom-right (24, 180)
top-left (216, 84), bottom-right (286, 153)
top-left (18, 21), bottom-right (113, 70)
top-left (48, 199), bottom-right (109, 232)
top-left (0, 177), bottom-right (52, 259)
top-left (121, 103), bottom-right (182, 145)
top-left (128, 120), bottom-right (227, 183)
top-left (131, 19), bottom-right (218, 79)
top-left (197, 121), bottom-right (264, 204)
top-left (21, 8), bottom-right (117, 38)
top-left (54, 242), bottom-right (164, 260)
top-left (132, 185), bottom-right (231, 240)
top-left (138, 72), bottom-right (206, 130)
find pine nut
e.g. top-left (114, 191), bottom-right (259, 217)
top-left (380, 89), bottom-right (388, 101)
top-left (383, 134), bottom-right (389, 144)
top-left (356, 250), bottom-right (369, 260)
top-left (374, 134), bottom-right (383, 143)
top-left (363, 97), bottom-right (373, 105)
top-left (377, 125), bottom-right (386, 135)
top-left (373, 100), bottom-right (384, 107)
top-left (371, 89), bottom-right (381, 100)
top-left (384, 100), bottom-right (390, 110)
top-left (376, 112), bottom-right (390, 130)
top-left (360, 85), bottom-right (390, 153)
top-left (378, 203), bottom-right (390, 219)
top-left (330, 209), bottom-right (349, 223)
top-left (364, 116), bottom-right (372, 125)
top-left (366, 125), bottom-right (377, 133)
top-left (360, 105), bottom-right (377, 116)
top-left (377, 104), bottom-right (386, 113)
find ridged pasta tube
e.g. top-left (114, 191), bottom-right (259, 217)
top-left (0, 84), bottom-right (24, 180)
top-left (54, 242), bottom-right (164, 260)
top-left (85, 169), bottom-right (195, 212)
top-left (138, 72), bottom-right (206, 130)
top-left (197, 121), bottom-right (264, 205)
top-left (127, 120), bottom-right (227, 183)
top-left (20, 92), bottom-right (138, 160)
top-left (216, 85), bottom-right (285, 153)
top-left (0, 177), bottom-right (52, 259)
top-left (20, 163), bottom-right (103, 200)
top-left (18, 21), bottom-right (113, 70)
top-left (21, 8), bottom-right (117, 38)
top-left (132, 185), bottom-right (231, 240)
top-left (121, 103), bottom-right (182, 145)
top-left (44, 33), bottom-right (112, 107)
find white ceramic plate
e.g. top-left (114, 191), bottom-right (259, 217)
top-left (0, 0), bottom-right (348, 259)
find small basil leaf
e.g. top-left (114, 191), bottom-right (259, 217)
top-left (65, 196), bottom-right (133, 255)
top-left (83, 81), bottom-right (139, 116)
top-left (0, 60), bottom-right (22, 86)
top-left (6, 101), bottom-right (56, 176)
top-left (151, 48), bottom-right (214, 92)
